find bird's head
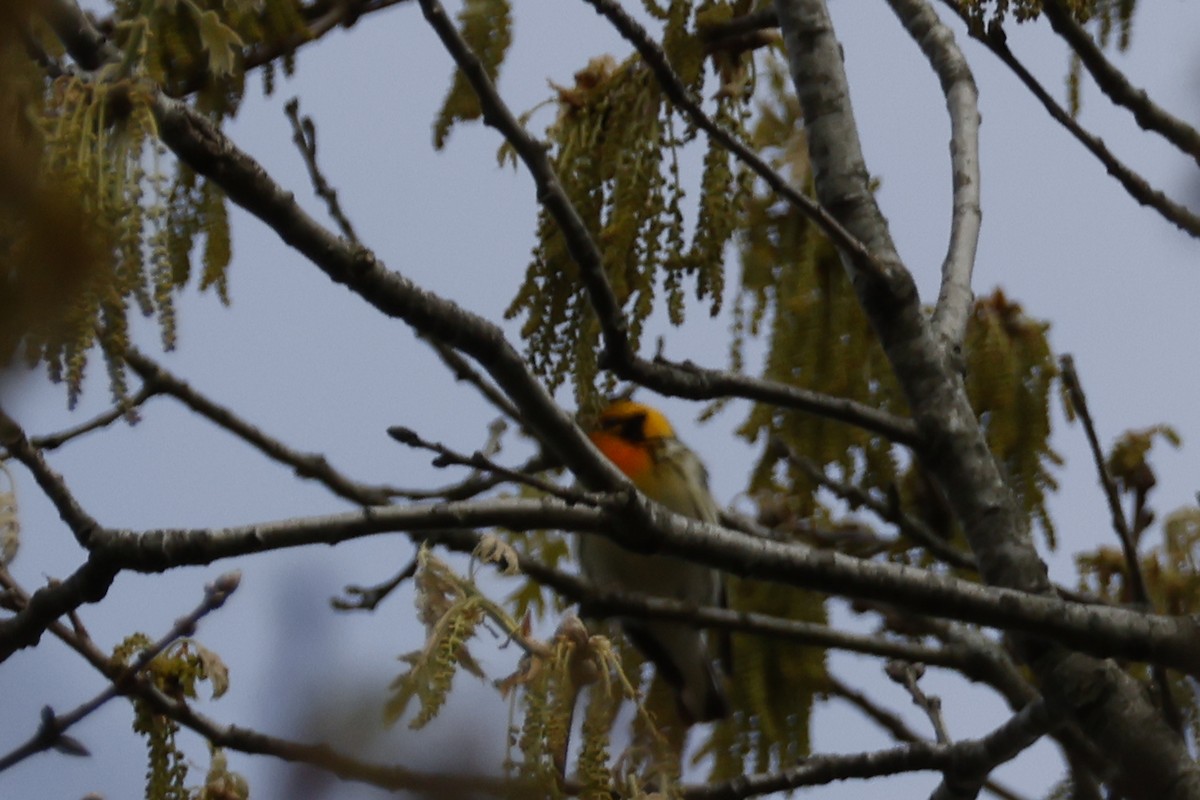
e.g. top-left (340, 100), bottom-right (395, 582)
top-left (588, 400), bottom-right (675, 480)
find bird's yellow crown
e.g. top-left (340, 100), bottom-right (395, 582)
top-left (589, 400), bottom-right (676, 481)
top-left (593, 399), bottom-right (675, 442)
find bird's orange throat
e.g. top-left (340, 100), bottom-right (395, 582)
top-left (589, 430), bottom-right (654, 482)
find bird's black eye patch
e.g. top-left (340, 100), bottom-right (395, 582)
top-left (602, 412), bottom-right (647, 442)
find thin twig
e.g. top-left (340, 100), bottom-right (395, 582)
top-left (0, 407), bottom-right (102, 547)
top-left (1059, 355), bottom-right (1182, 735)
top-left (0, 570), bottom-right (239, 772)
top-left (17, 385), bottom-right (159, 452)
top-left (284, 97), bottom-right (360, 242)
top-left (772, 436), bottom-right (976, 570)
top-left (886, 659), bottom-right (951, 744)
top-left (1058, 356), bottom-right (1148, 605)
top-left (123, 346), bottom-right (402, 506)
top-left (826, 675), bottom-right (1030, 800)
top-left (422, 337), bottom-right (523, 423)
top-left (680, 698), bottom-right (1049, 800)
top-left (927, 700), bottom-right (1050, 800)
top-left (332, 553), bottom-right (418, 610)
top-left (885, 613), bottom-right (1111, 790)
top-left (388, 451), bottom-right (558, 502)
top-left (386, 425), bottom-right (589, 504)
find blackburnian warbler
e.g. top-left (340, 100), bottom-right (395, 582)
top-left (578, 399), bottom-right (729, 723)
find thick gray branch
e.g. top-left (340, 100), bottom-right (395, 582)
top-left (886, 0), bottom-right (981, 348)
top-left (773, 1), bottom-right (1200, 797)
top-left (69, 497), bottom-right (1200, 674)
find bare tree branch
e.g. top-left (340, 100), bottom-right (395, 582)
top-left (0, 571), bottom-right (239, 773)
top-left (332, 551), bottom-right (419, 610)
top-left (826, 676), bottom-right (1031, 800)
top-left (886, 660), bottom-right (952, 744)
top-left (1059, 354), bottom-right (1183, 735)
top-left (386, 424), bottom-right (588, 504)
top-left (0, 407), bottom-right (102, 547)
top-left (681, 699), bottom-right (1049, 800)
top-left (0, 558), bottom-right (118, 662)
top-left (1058, 356), bottom-right (1148, 605)
top-left (773, 437), bottom-right (976, 570)
top-left (927, 700), bottom-right (1051, 800)
top-left (284, 97), bottom-right (360, 243)
top-left (885, 0), bottom-right (981, 348)
top-left (16, 385), bottom-right (158, 452)
top-left (943, 2), bottom-right (1200, 238)
top-left (422, 335), bottom-right (523, 423)
top-left (55, 497), bottom-right (1200, 675)
top-left (1039, 0), bottom-right (1200, 166)
top-left (417, 0), bottom-right (917, 445)
top-left (582, 584), bottom-right (974, 668)
top-left (122, 346), bottom-right (401, 506)
top-left (773, 2), bottom-right (1200, 797)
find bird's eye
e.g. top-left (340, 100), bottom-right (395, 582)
top-left (619, 413), bottom-right (647, 442)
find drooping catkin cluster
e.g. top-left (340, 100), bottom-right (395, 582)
top-left (3, 0), bottom-right (308, 404)
top-left (388, 547), bottom-right (683, 797)
top-left (113, 632), bottom-right (234, 800)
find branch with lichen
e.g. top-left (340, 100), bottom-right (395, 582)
top-left (884, 0), bottom-right (981, 348)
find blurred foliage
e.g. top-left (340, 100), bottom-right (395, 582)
top-left (1075, 429), bottom-right (1200, 745)
top-left (3, 0), bottom-right (307, 406)
top-left (195, 748), bottom-right (250, 800)
top-left (507, 527), bottom-right (573, 621)
top-left (0, 454), bottom-right (20, 567)
top-left (1106, 424), bottom-right (1180, 501)
top-left (705, 579), bottom-right (826, 780)
top-left (734, 57), bottom-right (1061, 549)
top-left (501, 0), bottom-right (755, 409)
top-left (1077, 426), bottom-right (1184, 605)
top-left (957, 0), bottom-right (1138, 28)
top-left (962, 290), bottom-right (1062, 545)
top-left (384, 547), bottom-right (491, 729)
top-left (105, 0), bottom-right (308, 115)
top-left (388, 549), bottom-right (687, 797)
top-left (113, 633), bottom-right (230, 800)
top-left (0, 1), bottom-right (100, 371)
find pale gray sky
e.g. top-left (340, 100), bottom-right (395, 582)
top-left (3, 2), bottom-right (1199, 798)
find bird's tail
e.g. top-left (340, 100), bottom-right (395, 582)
top-left (628, 623), bottom-right (730, 725)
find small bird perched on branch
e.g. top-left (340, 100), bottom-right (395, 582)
top-left (578, 399), bottom-right (729, 724)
